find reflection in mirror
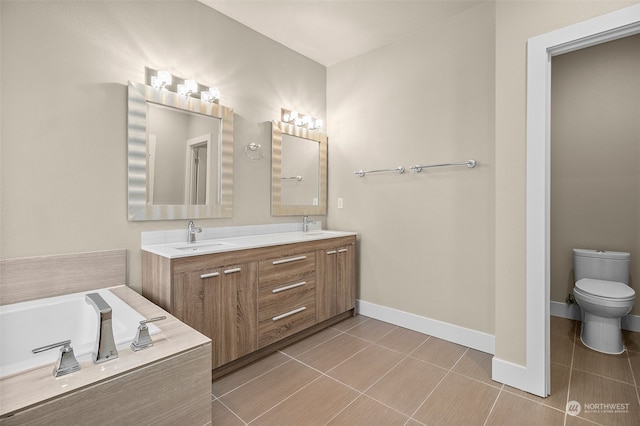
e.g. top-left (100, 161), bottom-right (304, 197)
top-left (271, 121), bottom-right (327, 216)
top-left (128, 81), bottom-right (233, 221)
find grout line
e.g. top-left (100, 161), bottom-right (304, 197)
top-left (482, 383), bottom-right (504, 426)
top-left (213, 397), bottom-right (249, 425)
top-left (562, 318), bottom-right (578, 426)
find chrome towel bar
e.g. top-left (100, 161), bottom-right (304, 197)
top-left (354, 166), bottom-right (405, 177)
top-left (410, 159), bottom-right (477, 172)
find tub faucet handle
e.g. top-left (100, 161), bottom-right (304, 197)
top-left (32, 340), bottom-right (81, 377)
top-left (130, 316), bottom-right (166, 351)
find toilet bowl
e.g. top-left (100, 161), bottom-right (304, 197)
top-left (572, 249), bottom-right (634, 354)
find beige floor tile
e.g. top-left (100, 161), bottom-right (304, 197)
top-left (551, 316), bottom-right (577, 366)
top-left (212, 351), bottom-right (290, 397)
top-left (565, 414), bottom-right (605, 425)
top-left (573, 340), bottom-right (634, 384)
top-left (296, 333), bottom-right (370, 372)
top-left (628, 350), bottom-right (640, 386)
top-left (452, 348), bottom-right (500, 387)
top-left (280, 326), bottom-right (342, 358)
top-left (413, 372), bottom-right (500, 425)
top-left (211, 400), bottom-right (244, 426)
top-left (569, 369), bottom-right (640, 426)
top-left (326, 344), bottom-right (405, 391)
top-left (410, 336), bottom-right (467, 369)
top-left (219, 360), bottom-right (320, 422)
top-left (327, 395), bottom-right (409, 425)
top-left (365, 357), bottom-right (447, 416)
top-left (623, 330), bottom-right (640, 353)
top-left (251, 376), bottom-right (359, 425)
top-left (375, 326), bottom-right (429, 354)
top-left (343, 317), bottom-right (397, 342)
top-left (331, 314), bottom-right (370, 332)
top-left (504, 362), bottom-right (570, 411)
top-left (485, 391), bottom-right (565, 425)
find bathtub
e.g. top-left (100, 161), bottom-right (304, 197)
top-left (0, 288), bottom-right (159, 379)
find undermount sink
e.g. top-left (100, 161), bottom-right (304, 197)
top-left (172, 241), bottom-right (235, 252)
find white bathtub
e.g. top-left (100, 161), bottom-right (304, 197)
top-left (0, 288), bottom-right (159, 379)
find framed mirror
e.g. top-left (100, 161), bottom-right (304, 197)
top-left (127, 81), bottom-right (233, 221)
top-left (271, 120), bottom-right (327, 216)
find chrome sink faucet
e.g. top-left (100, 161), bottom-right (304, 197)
top-left (303, 216), bottom-right (310, 232)
top-left (85, 293), bottom-right (118, 364)
top-left (188, 220), bottom-right (202, 243)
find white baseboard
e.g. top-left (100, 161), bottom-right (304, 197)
top-left (356, 300), bottom-right (495, 354)
top-left (550, 301), bottom-right (640, 332)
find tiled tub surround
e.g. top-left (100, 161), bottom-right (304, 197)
top-left (212, 315), bottom-right (640, 425)
top-left (0, 251), bottom-right (212, 424)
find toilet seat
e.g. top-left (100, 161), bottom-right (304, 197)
top-left (575, 278), bottom-right (635, 301)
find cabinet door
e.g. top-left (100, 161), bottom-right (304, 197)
top-left (173, 262), bottom-right (257, 369)
top-left (317, 244), bottom-right (356, 323)
top-left (336, 245), bottom-right (356, 313)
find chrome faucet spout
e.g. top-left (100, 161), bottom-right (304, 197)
top-left (187, 220), bottom-right (203, 243)
top-left (303, 216), bottom-right (310, 232)
top-left (85, 293), bottom-right (118, 364)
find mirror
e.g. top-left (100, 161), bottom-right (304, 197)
top-left (127, 81), bottom-right (233, 221)
top-left (271, 120), bottom-right (327, 216)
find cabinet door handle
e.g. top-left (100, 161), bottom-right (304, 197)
top-left (272, 306), bottom-right (307, 322)
top-left (338, 248), bottom-right (348, 253)
top-left (272, 281), bottom-right (307, 294)
top-left (200, 272), bottom-right (220, 279)
top-left (224, 267), bottom-right (242, 275)
top-left (326, 250), bottom-right (337, 255)
top-left (272, 255), bottom-right (307, 265)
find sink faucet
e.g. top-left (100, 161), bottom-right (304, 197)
top-left (303, 216), bottom-right (310, 232)
top-left (188, 220), bottom-right (202, 243)
top-left (85, 293), bottom-right (118, 364)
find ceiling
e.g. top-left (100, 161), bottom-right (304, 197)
top-left (199, 0), bottom-right (483, 66)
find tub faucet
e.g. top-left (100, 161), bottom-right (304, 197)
top-left (188, 220), bottom-right (202, 243)
top-left (85, 293), bottom-right (118, 364)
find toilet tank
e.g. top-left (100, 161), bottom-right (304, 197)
top-left (573, 249), bottom-right (630, 284)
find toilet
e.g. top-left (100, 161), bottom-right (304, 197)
top-left (573, 248), bottom-right (635, 354)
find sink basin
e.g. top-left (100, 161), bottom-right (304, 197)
top-left (172, 241), bottom-right (235, 252)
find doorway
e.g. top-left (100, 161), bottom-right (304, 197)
top-left (525, 5), bottom-right (640, 397)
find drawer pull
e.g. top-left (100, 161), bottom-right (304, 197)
top-left (272, 281), bottom-right (307, 294)
top-left (272, 255), bottom-right (307, 265)
top-left (326, 250), bottom-right (337, 255)
top-left (272, 306), bottom-right (307, 322)
top-left (200, 272), bottom-right (220, 279)
top-left (224, 267), bottom-right (242, 275)
top-left (338, 248), bottom-right (348, 253)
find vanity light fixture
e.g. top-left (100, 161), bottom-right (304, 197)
top-left (201, 87), bottom-right (221, 103)
top-left (145, 67), bottom-right (221, 103)
top-left (150, 70), bottom-right (172, 90)
top-left (281, 108), bottom-right (322, 130)
top-left (177, 79), bottom-right (198, 97)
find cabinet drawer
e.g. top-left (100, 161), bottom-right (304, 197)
top-left (258, 292), bottom-right (316, 348)
top-left (259, 252), bottom-right (315, 287)
top-left (259, 279), bottom-right (316, 320)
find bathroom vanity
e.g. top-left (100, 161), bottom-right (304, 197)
top-left (141, 231), bottom-right (356, 377)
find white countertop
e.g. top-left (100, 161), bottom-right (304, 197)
top-left (142, 230), bottom-right (357, 259)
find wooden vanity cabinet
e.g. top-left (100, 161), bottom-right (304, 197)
top-left (316, 242), bottom-right (356, 322)
top-left (172, 261), bottom-right (257, 369)
top-left (258, 252), bottom-right (317, 348)
top-left (142, 235), bottom-right (356, 374)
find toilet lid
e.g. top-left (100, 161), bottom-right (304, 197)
top-left (575, 278), bottom-right (635, 300)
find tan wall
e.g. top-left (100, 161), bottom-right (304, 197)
top-left (494, 0), bottom-right (639, 364)
top-left (0, 1), bottom-right (326, 292)
top-left (550, 34), bottom-right (640, 314)
top-left (327, 2), bottom-right (496, 335)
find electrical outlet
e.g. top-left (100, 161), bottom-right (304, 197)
top-left (337, 198), bottom-right (343, 209)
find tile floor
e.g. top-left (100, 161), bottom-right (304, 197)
top-left (211, 315), bottom-right (640, 425)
